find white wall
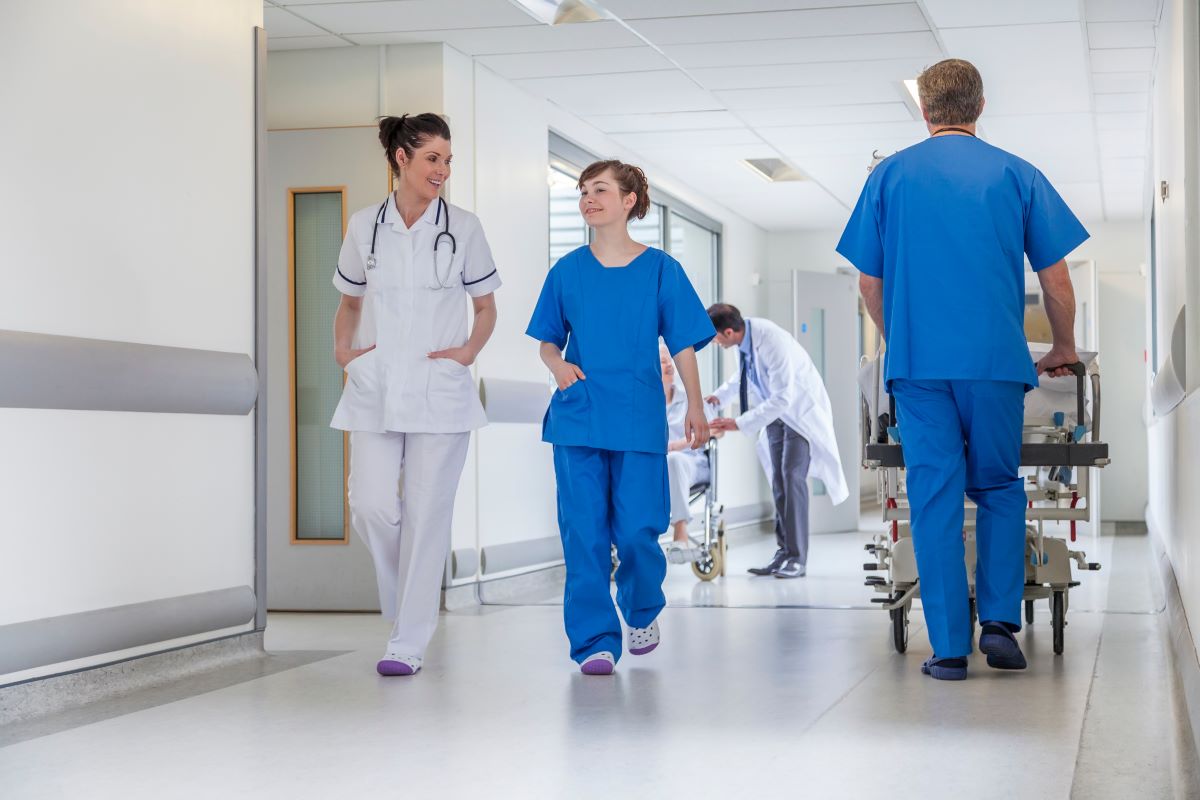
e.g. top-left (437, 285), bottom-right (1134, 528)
top-left (265, 44), bottom-right (772, 589)
top-left (0, 0), bottom-right (261, 682)
top-left (1147, 0), bottom-right (1200, 642)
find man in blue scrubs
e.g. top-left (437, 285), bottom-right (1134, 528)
top-left (837, 59), bottom-right (1087, 681)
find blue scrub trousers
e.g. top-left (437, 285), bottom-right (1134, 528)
top-left (552, 445), bottom-right (669, 662)
top-left (891, 380), bottom-right (1027, 659)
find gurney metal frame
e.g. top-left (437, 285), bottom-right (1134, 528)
top-left (860, 362), bottom-right (1109, 655)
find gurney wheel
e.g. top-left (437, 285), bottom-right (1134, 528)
top-left (691, 541), bottom-right (723, 582)
top-left (891, 603), bottom-right (909, 653)
top-left (1025, 600), bottom-right (1035, 625)
top-left (1051, 591), bottom-right (1065, 655)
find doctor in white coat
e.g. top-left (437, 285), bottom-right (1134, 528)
top-left (331, 113), bottom-right (501, 677)
top-left (706, 304), bottom-right (847, 578)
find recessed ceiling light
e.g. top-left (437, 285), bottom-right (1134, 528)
top-left (740, 158), bottom-right (807, 183)
top-left (899, 78), bottom-right (922, 120)
top-left (511, 0), bottom-right (612, 25)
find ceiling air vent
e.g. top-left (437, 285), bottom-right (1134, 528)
top-left (741, 158), bottom-right (807, 183)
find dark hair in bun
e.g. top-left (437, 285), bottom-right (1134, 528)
top-left (577, 159), bottom-right (651, 221)
top-left (377, 113), bottom-right (452, 177)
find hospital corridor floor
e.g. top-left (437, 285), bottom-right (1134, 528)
top-left (1, 526), bottom-right (1197, 799)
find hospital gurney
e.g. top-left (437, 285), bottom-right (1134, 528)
top-left (858, 349), bottom-right (1109, 655)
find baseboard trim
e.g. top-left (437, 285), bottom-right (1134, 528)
top-left (1149, 529), bottom-right (1200, 770)
top-left (0, 631), bottom-right (265, 727)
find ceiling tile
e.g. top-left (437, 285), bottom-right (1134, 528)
top-left (1091, 72), bottom-right (1152, 93)
top-left (689, 57), bottom-right (933, 91)
top-left (347, 22), bottom-right (643, 54)
top-left (1084, 0), bottom-right (1159, 23)
top-left (1090, 48), bottom-right (1155, 71)
top-left (662, 31), bottom-right (942, 69)
top-left (1087, 21), bottom-right (1157, 48)
top-left (286, 0), bottom-right (531, 33)
top-left (715, 83), bottom-right (903, 111)
top-left (476, 47), bottom-right (672, 80)
top-left (583, 111), bottom-right (744, 133)
top-left (1098, 128), bottom-right (1147, 157)
top-left (515, 71), bottom-right (720, 116)
top-left (613, 129), bottom-right (764, 150)
top-left (761, 120), bottom-right (926, 145)
top-left (940, 23), bottom-right (1091, 115)
top-left (922, 0), bottom-right (1079, 27)
top-left (263, 6), bottom-right (328, 38)
top-left (266, 34), bottom-right (350, 50)
top-left (1101, 156), bottom-right (1146, 178)
top-left (1096, 111), bottom-right (1148, 130)
top-left (1094, 92), bottom-right (1149, 112)
top-left (628, 4), bottom-right (928, 45)
top-left (603, 0), bottom-right (908, 19)
top-left (740, 103), bottom-right (917, 127)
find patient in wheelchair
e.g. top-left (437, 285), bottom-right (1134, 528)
top-left (661, 344), bottom-right (718, 565)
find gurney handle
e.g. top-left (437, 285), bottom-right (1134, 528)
top-left (1042, 361), bottom-right (1086, 439)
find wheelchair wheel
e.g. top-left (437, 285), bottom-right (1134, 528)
top-left (1051, 591), bottom-right (1065, 655)
top-left (691, 540), bottom-right (723, 582)
top-left (891, 602), bottom-right (909, 653)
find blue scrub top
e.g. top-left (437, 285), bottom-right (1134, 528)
top-left (526, 246), bottom-right (715, 454)
top-left (836, 135), bottom-right (1089, 390)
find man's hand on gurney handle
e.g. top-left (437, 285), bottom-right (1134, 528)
top-left (1035, 347), bottom-right (1082, 378)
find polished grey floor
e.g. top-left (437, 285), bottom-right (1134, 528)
top-left (1, 526), bottom-right (1196, 799)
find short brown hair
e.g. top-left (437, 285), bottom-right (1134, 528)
top-left (916, 59), bottom-right (984, 126)
top-left (578, 160), bottom-right (651, 220)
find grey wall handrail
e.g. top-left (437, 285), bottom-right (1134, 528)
top-left (0, 329), bottom-right (257, 415)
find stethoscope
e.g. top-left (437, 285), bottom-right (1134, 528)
top-left (365, 195), bottom-right (458, 289)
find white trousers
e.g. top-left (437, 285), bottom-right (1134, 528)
top-left (666, 451), bottom-right (710, 525)
top-left (348, 430), bottom-right (470, 658)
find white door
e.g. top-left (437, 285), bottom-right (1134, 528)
top-left (266, 127), bottom-right (390, 610)
top-left (791, 270), bottom-right (861, 534)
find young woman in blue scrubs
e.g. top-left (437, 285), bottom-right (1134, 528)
top-left (526, 160), bottom-right (715, 675)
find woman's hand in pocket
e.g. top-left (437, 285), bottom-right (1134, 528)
top-left (427, 346), bottom-right (476, 367)
top-left (336, 345), bottom-right (375, 370)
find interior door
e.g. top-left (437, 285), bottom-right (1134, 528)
top-left (266, 126), bottom-right (390, 610)
top-left (791, 270), bottom-right (861, 534)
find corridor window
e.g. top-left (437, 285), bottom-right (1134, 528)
top-left (290, 188), bottom-right (349, 543)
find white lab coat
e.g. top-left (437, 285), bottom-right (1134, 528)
top-left (330, 194), bottom-right (502, 433)
top-left (712, 317), bottom-right (849, 505)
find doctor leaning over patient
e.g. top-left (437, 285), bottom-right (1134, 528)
top-left (836, 59), bottom-right (1087, 681)
top-left (705, 305), bottom-right (848, 579)
top-left (330, 113), bottom-right (502, 678)
top-left (526, 159), bottom-right (716, 676)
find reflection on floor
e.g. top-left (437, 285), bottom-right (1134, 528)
top-left (1, 527), bottom-right (1196, 799)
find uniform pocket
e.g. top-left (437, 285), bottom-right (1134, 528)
top-left (345, 349), bottom-right (379, 388)
top-left (548, 379), bottom-right (591, 436)
top-left (427, 357), bottom-right (472, 418)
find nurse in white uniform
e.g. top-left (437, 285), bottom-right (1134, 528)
top-left (331, 113), bottom-right (501, 677)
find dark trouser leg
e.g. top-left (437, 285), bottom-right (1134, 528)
top-left (781, 428), bottom-right (811, 564)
